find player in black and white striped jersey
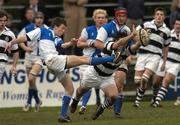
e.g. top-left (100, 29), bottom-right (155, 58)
top-left (70, 27), bottom-right (144, 120)
top-left (133, 7), bottom-right (171, 107)
top-left (0, 10), bottom-right (19, 82)
top-left (151, 17), bottom-right (180, 107)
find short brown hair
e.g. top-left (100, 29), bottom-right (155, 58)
top-left (51, 17), bottom-right (67, 28)
top-left (0, 10), bottom-right (8, 19)
top-left (154, 7), bottom-right (166, 15)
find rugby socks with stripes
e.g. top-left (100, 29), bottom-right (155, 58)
top-left (60, 95), bottom-right (71, 117)
top-left (101, 98), bottom-right (113, 110)
top-left (152, 84), bottom-right (160, 103)
top-left (134, 88), bottom-right (145, 105)
top-left (82, 90), bottom-right (92, 107)
top-left (114, 94), bottom-right (124, 113)
top-left (154, 86), bottom-right (168, 106)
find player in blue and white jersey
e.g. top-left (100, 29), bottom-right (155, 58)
top-left (77, 9), bottom-right (108, 114)
top-left (18, 11), bottom-right (48, 112)
top-left (91, 7), bottom-right (132, 117)
top-left (70, 24), bottom-right (143, 120)
top-left (5, 17), bottom-right (121, 123)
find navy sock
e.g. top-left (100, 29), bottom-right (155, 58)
top-left (90, 55), bottom-right (115, 65)
top-left (33, 89), bottom-right (40, 104)
top-left (27, 88), bottom-right (33, 105)
top-left (114, 95), bottom-right (124, 113)
top-left (82, 90), bottom-right (91, 107)
top-left (95, 89), bottom-right (101, 104)
top-left (60, 95), bottom-right (71, 117)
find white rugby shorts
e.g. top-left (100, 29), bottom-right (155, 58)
top-left (135, 53), bottom-right (161, 72)
top-left (81, 66), bottom-right (116, 89)
top-left (45, 54), bottom-right (67, 80)
top-left (156, 59), bottom-right (180, 77)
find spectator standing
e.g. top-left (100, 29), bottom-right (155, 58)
top-left (21, 8), bottom-right (35, 28)
top-left (22, 0), bottom-right (47, 24)
top-left (170, 0), bottom-right (180, 29)
top-left (0, 0), bottom-right (4, 10)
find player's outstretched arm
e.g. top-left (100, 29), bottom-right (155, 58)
top-left (5, 36), bottom-right (28, 53)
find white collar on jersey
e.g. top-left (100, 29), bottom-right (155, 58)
top-left (171, 29), bottom-right (180, 38)
top-left (151, 20), bottom-right (166, 28)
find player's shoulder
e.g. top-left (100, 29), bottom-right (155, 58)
top-left (85, 25), bottom-right (96, 32)
top-left (123, 25), bottom-right (131, 34)
top-left (4, 27), bottom-right (15, 38)
top-left (25, 23), bottom-right (35, 32)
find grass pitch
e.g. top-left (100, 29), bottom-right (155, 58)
top-left (0, 101), bottom-right (180, 125)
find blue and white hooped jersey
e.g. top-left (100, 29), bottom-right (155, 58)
top-left (96, 20), bottom-right (131, 44)
top-left (26, 27), bottom-right (58, 60)
top-left (18, 23), bottom-right (49, 56)
top-left (80, 25), bottom-right (101, 57)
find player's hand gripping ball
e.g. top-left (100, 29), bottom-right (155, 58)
top-left (136, 28), bottom-right (150, 46)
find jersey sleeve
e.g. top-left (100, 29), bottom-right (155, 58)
top-left (26, 28), bottom-right (41, 41)
top-left (79, 28), bottom-right (88, 40)
top-left (10, 32), bottom-right (19, 52)
top-left (54, 37), bottom-right (64, 48)
top-left (18, 28), bottom-right (26, 36)
top-left (96, 27), bottom-right (108, 43)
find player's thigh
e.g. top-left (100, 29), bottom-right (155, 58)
top-left (135, 54), bottom-right (147, 71)
top-left (81, 67), bottom-right (101, 88)
top-left (45, 55), bottom-right (67, 72)
top-left (101, 83), bottom-right (118, 98)
top-left (145, 55), bottom-right (161, 73)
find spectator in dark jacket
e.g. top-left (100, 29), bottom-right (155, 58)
top-left (118, 0), bottom-right (144, 30)
top-left (170, 0), bottom-right (180, 29)
top-left (21, 8), bottom-right (35, 28)
top-left (22, 0), bottom-right (48, 24)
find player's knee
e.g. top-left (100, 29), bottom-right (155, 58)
top-left (116, 83), bottom-right (124, 93)
top-left (109, 93), bottom-right (118, 103)
top-left (134, 76), bottom-right (141, 87)
top-left (140, 74), bottom-right (149, 90)
top-left (28, 74), bottom-right (36, 85)
top-left (67, 86), bottom-right (74, 96)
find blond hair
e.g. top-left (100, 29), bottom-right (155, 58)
top-left (93, 9), bottom-right (108, 18)
top-left (171, 0), bottom-right (180, 11)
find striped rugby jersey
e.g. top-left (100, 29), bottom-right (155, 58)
top-left (167, 30), bottom-right (180, 63)
top-left (94, 20), bottom-right (132, 77)
top-left (0, 27), bottom-right (18, 62)
top-left (137, 20), bottom-right (171, 56)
